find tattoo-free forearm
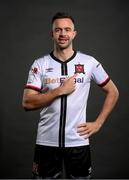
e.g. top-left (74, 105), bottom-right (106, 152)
top-left (23, 87), bottom-right (62, 110)
top-left (95, 85), bottom-right (119, 127)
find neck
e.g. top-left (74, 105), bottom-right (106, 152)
top-left (53, 47), bottom-right (74, 62)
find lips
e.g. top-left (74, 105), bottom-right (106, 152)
top-left (58, 38), bottom-right (69, 44)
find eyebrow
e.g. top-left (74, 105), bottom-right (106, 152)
top-left (55, 27), bottom-right (72, 29)
top-left (54, 27), bottom-right (74, 32)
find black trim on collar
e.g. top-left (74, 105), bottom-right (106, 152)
top-left (50, 50), bottom-right (77, 64)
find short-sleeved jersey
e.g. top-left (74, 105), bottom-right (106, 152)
top-left (25, 51), bottom-right (110, 147)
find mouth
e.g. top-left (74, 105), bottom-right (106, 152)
top-left (58, 38), bottom-right (69, 44)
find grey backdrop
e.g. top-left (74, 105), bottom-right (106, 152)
top-left (0, 0), bottom-right (129, 178)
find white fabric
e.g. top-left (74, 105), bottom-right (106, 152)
top-left (26, 51), bottom-right (109, 147)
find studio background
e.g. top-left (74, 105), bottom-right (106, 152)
top-left (0, 0), bottom-right (129, 178)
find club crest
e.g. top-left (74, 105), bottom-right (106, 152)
top-left (74, 63), bottom-right (85, 74)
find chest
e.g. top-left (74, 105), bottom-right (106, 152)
top-left (42, 60), bottom-right (92, 89)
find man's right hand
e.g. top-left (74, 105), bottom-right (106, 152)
top-left (58, 74), bottom-right (77, 95)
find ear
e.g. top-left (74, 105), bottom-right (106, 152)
top-left (51, 31), bottom-right (54, 39)
top-left (73, 30), bottom-right (77, 38)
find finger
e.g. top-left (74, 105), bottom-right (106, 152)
top-left (78, 129), bottom-right (91, 135)
top-left (63, 76), bottom-right (69, 81)
top-left (73, 73), bottom-right (78, 78)
top-left (64, 75), bottom-right (75, 82)
top-left (79, 131), bottom-right (89, 136)
top-left (80, 131), bottom-right (92, 138)
top-left (77, 123), bottom-right (87, 128)
top-left (77, 126), bottom-right (89, 133)
top-left (85, 131), bottom-right (93, 138)
top-left (69, 73), bottom-right (78, 80)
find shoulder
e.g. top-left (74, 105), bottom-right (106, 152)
top-left (76, 51), bottom-right (99, 65)
top-left (34, 53), bottom-right (51, 65)
top-left (30, 54), bottom-right (51, 73)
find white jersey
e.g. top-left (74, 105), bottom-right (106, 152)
top-left (25, 51), bottom-right (110, 147)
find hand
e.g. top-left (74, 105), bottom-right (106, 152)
top-left (59, 74), bottom-right (77, 95)
top-left (77, 121), bottom-right (102, 138)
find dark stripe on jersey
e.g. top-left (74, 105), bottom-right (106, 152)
top-left (61, 63), bottom-right (68, 75)
top-left (50, 51), bottom-right (76, 147)
top-left (98, 77), bottom-right (110, 87)
top-left (59, 63), bottom-right (68, 148)
top-left (59, 95), bottom-right (67, 147)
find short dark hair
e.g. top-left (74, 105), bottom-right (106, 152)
top-left (51, 12), bottom-right (75, 24)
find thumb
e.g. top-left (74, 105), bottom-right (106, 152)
top-left (70, 73), bottom-right (78, 80)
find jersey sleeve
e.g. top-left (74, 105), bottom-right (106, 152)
top-left (91, 58), bottom-right (110, 87)
top-left (25, 60), bottom-right (43, 92)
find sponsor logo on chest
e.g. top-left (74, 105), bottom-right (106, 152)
top-left (44, 77), bottom-right (84, 84)
top-left (45, 63), bottom-right (85, 84)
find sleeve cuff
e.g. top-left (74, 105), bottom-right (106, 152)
top-left (25, 85), bottom-right (41, 92)
top-left (98, 77), bottom-right (110, 87)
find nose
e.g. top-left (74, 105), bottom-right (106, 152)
top-left (60, 29), bottom-right (66, 36)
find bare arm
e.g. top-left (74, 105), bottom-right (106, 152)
top-left (22, 74), bottom-right (77, 110)
top-left (77, 80), bottom-right (119, 137)
top-left (94, 80), bottom-right (119, 126)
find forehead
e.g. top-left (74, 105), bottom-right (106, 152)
top-left (52, 18), bottom-right (74, 29)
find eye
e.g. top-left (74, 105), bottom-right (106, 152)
top-left (65, 28), bottom-right (72, 32)
top-left (55, 28), bottom-right (61, 32)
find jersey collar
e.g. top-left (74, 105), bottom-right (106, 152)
top-left (50, 50), bottom-right (77, 64)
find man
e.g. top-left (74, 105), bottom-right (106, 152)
top-left (22, 12), bottom-right (119, 179)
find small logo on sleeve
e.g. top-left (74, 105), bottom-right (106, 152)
top-left (46, 68), bottom-right (53, 72)
top-left (74, 64), bottom-right (85, 74)
top-left (32, 67), bottom-right (38, 74)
